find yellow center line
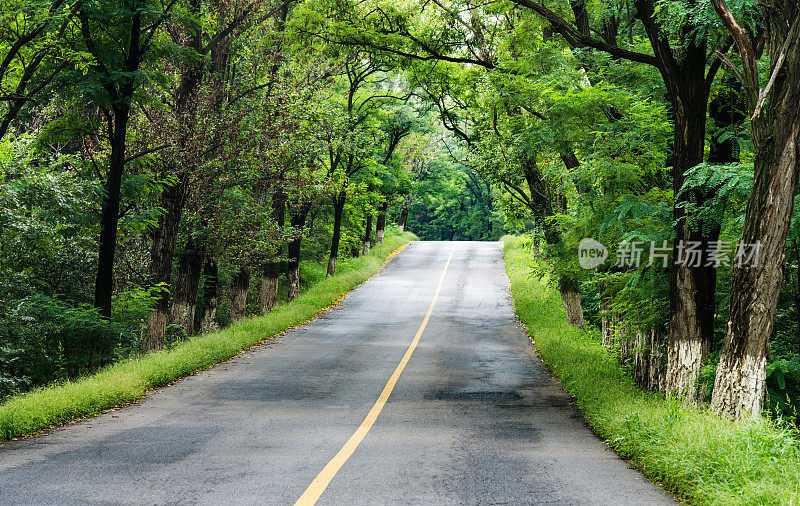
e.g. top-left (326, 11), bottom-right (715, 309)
top-left (294, 246), bottom-right (456, 506)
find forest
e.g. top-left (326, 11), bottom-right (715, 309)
top-left (1, 0), bottom-right (799, 434)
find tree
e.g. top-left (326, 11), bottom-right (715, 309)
top-left (506, 0), bottom-right (731, 401)
top-left (0, 0), bottom-right (77, 139)
top-left (143, 0), bottom-right (272, 348)
top-left (710, 0), bottom-right (800, 418)
top-left (77, 0), bottom-right (175, 319)
top-left (374, 104), bottom-right (416, 244)
top-left (316, 55), bottom-right (396, 276)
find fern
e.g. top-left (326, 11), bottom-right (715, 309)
top-left (676, 162), bottom-right (753, 232)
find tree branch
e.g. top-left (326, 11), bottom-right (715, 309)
top-left (710, 0), bottom-right (759, 108)
top-left (509, 0), bottom-right (658, 66)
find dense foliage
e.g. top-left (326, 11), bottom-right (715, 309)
top-left (1, 0), bottom-right (799, 431)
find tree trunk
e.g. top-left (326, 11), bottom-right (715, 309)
top-left (665, 73), bottom-right (742, 396)
top-left (287, 266), bottom-right (300, 300)
top-left (375, 201), bottom-right (388, 244)
top-left (633, 329), bottom-right (649, 389)
top-left (169, 239), bottom-right (203, 337)
top-left (260, 189), bottom-right (286, 314)
top-left (398, 197), bottom-right (410, 231)
top-left (559, 280), bottom-right (586, 331)
top-left (599, 283), bottom-right (614, 348)
top-left (649, 328), bottom-right (668, 391)
top-left (632, 327), bottom-right (667, 392)
top-left (94, 104), bottom-right (130, 320)
top-left (288, 203), bottom-right (311, 300)
top-left (711, 57), bottom-right (800, 417)
top-left (362, 211), bottom-right (373, 256)
top-left (144, 172), bottom-right (190, 349)
top-left (617, 324), bottom-right (633, 365)
top-left (604, 313), bottom-right (620, 350)
top-left (327, 193), bottom-right (346, 276)
top-left (260, 262), bottom-right (280, 314)
top-left (229, 266), bottom-right (251, 321)
top-left (709, 0), bottom-right (800, 418)
top-left (664, 80), bottom-right (718, 402)
top-left (664, 72), bottom-right (745, 399)
top-left (711, 146), bottom-right (799, 416)
top-left (200, 258), bottom-right (219, 333)
top-left (88, 8), bottom-right (146, 323)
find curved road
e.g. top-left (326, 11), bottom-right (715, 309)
top-left (0, 241), bottom-right (672, 505)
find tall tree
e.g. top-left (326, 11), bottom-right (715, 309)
top-left (710, 0), bottom-right (800, 418)
top-left (78, 0), bottom-right (175, 318)
top-left (143, 0), bottom-right (262, 349)
top-left (508, 0), bottom-right (729, 400)
top-left (374, 105), bottom-right (416, 244)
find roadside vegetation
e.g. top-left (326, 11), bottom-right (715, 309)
top-left (0, 232), bottom-right (415, 441)
top-left (503, 235), bottom-right (800, 504)
top-left (3, 0), bottom-right (800, 491)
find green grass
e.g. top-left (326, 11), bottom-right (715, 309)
top-left (0, 232), bottom-right (417, 442)
top-left (502, 235), bottom-right (800, 505)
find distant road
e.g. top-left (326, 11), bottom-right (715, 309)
top-left (0, 241), bottom-right (673, 505)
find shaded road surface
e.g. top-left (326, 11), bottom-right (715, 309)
top-left (0, 241), bottom-right (673, 505)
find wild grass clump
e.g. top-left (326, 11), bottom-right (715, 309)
top-left (502, 235), bottom-right (800, 504)
top-left (0, 233), bottom-right (416, 442)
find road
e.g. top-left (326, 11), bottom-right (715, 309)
top-left (0, 241), bottom-right (673, 505)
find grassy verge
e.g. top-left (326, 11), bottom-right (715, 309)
top-left (0, 232), bottom-right (417, 442)
top-left (502, 235), bottom-right (800, 504)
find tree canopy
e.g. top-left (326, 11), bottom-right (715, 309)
top-left (1, 0), bottom-right (799, 422)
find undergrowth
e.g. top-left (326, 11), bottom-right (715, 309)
top-left (503, 235), bottom-right (800, 505)
top-left (0, 232), bottom-right (416, 442)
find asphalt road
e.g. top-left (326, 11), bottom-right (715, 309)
top-left (0, 241), bottom-right (673, 505)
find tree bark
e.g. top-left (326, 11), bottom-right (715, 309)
top-left (633, 329), bottom-right (649, 389)
top-left (375, 201), bottom-right (388, 244)
top-left (634, 328), bottom-right (668, 392)
top-left (200, 258), bottom-right (219, 333)
top-left (397, 197), bottom-right (410, 231)
top-left (600, 289), bottom-right (612, 347)
top-left (664, 72), bottom-right (743, 397)
top-left (712, 137), bottom-right (799, 416)
top-left (656, 39), bottom-right (718, 402)
top-left (229, 266), bottom-right (251, 321)
top-left (327, 192), bottom-right (346, 276)
top-left (169, 238), bottom-right (203, 337)
top-left (144, 172), bottom-right (190, 349)
top-left (260, 262), bottom-right (280, 314)
top-left (362, 210), bottom-right (373, 256)
top-left (559, 279), bottom-right (586, 331)
top-left (665, 110), bottom-right (717, 401)
top-left (617, 323), bottom-right (633, 365)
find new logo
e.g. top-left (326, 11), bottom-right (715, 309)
top-left (578, 238), bottom-right (608, 269)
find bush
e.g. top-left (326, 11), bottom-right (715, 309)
top-left (766, 357), bottom-right (800, 423)
top-left (0, 232), bottom-right (416, 441)
top-left (0, 289), bottom-right (157, 402)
